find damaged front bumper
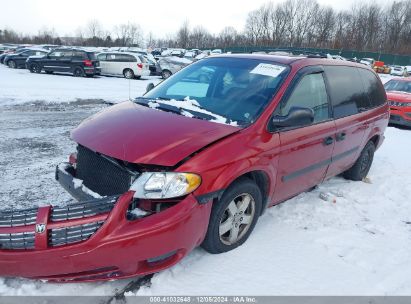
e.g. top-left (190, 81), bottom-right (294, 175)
top-left (0, 164), bottom-right (212, 282)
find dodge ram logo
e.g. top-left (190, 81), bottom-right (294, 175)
top-left (36, 224), bottom-right (46, 234)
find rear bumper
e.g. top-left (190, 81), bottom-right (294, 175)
top-left (84, 67), bottom-right (101, 75)
top-left (0, 164), bottom-right (212, 282)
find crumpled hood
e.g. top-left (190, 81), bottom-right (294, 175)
top-left (387, 91), bottom-right (411, 102)
top-left (71, 101), bottom-right (239, 166)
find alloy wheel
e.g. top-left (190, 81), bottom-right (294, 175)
top-left (219, 193), bottom-right (256, 246)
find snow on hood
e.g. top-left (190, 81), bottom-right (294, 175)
top-left (71, 101), bottom-right (240, 166)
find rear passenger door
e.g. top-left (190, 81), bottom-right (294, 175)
top-left (323, 66), bottom-right (370, 179)
top-left (273, 67), bottom-right (336, 203)
top-left (57, 50), bottom-right (73, 72)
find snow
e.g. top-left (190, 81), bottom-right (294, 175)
top-left (1, 64), bottom-right (411, 297)
top-left (58, 163), bottom-right (103, 199)
top-left (0, 64), bottom-right (161, 106)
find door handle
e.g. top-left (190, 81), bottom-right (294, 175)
top-left (336, 132), bottom-right (346, 141)
top-left (323, 136), bottom-right (334, 146)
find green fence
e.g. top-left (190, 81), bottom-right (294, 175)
top-left (223, 46), bottom-right (411, 66)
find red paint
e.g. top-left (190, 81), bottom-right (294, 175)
top-left (386, 78), bottom-right (411, 124)
top-left (0, 56), bottom-right (389, 281)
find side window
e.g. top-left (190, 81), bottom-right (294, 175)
top-left (49, 51), bottom-right (62, 58)
top-left (61, 50), bottom-right (73, 58)
top-left (97, 53), bottom-right (107, 61)
top-left (324, 66), bottom-right (369, 118)
top-left (357, 68), bottom-right (386, 107)
top-left (280, 73), bottom-right (330, 124)
top-left (107, 54), bottom-right (117, 61)
top-left (72, 51), bottom-right (87, 59)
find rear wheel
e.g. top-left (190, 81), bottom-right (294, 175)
top-left (343, 141), bottom-right (375, 181)
top-left (161, 69), bottom-right (172, 79)
top-left (123, 69), bottom-right (135, 79)
top-left (29, 63), bottom-right (41, 73)
top-left (73, 67), bottom-right (85, 77)
top-left (201, 178), bottom-right (262, 254)
top-left (7, 60), bottom-right (16, 69)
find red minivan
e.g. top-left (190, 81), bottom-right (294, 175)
top-left (0, 55), bottom-right (389, 281)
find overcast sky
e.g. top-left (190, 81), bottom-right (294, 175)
top-left (0, 0), bottom-right (391, 38)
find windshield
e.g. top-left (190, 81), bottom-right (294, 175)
top-left (143, 57), bottom-right (289, 126)
top-left (384, 80), bottom-right (411, 93)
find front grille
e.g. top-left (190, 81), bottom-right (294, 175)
top-left (0, 232), bottom-right (35, 250)
top-left (76, 145), bottom-right (136, 196)
top-left (0, 208), bottom-right (38, 227)
top-left (51, 196), bottom-right (118, 221)
top-left (0, 196), bottom-right (119, 250)
top-left (49, 221), bottom-right (104, 247)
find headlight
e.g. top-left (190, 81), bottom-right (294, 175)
top-left (130, 172), bottom-right (201, 199)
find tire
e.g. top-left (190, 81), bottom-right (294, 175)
top-left (29, 63), bottom-right (41, 73)
top-left (73, 67), bottom-right (85, 77)
top-left (7, 60), bottom-right (16, 69)
top-left (343, 141), bottom-right (375, 181)
top-left (201, 178), bottom-right (262, 254)
top-left (45, 70), bottom-right (53, 74)
top-left (123, 69), bottom-right (135, 79)
top-left (162, 70), bottom-right (172, 79)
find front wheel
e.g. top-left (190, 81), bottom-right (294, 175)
top-left (201, 178), bottom-right (262, 254)
top-left (343, 141), bottom-right (375, 181)
top-left (29, 63), bottom-right (41, 73)
top-left (161, 69), bottom-right (172, 79)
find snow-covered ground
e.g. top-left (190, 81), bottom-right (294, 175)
top-left (0, 64), bottom-right (161, 105)
top-left (0, 65), bottom-right (411, 297)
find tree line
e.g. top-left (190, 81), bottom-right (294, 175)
top-left (0, 0), bottom-right (410, 55)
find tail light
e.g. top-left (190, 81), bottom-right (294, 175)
top-left (137, 63), bottom-right (143, 69)
top-left (83, 60), bottom-right (93, 67)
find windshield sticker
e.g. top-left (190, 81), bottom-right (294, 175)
top-left (250, 63), bottom-right (286, 78)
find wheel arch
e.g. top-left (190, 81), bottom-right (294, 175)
top-left (216, 169), bottom-right (272, 216)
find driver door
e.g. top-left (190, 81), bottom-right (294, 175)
top-left (272, 68), bottom-right (336, 203)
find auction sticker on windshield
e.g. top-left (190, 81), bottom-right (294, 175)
top-left (250, 63), bottom-right (286, 78)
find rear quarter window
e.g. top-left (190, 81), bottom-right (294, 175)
top-left (87, 52), bottom-right (97, 60)
top-left (72, 51), bottom-right (87, 59)
top-left (324, 66), bottom-right (369, 119)
top-left (357, 68), bottom-right (386, 107)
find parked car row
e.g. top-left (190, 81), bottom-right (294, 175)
top-left (0, 45), bottom-right (155, 79)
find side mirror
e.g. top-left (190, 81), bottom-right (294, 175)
top-left (270, 107), bottom-right (314, 130)
top-left (146, 83), bottom-right (155, 93)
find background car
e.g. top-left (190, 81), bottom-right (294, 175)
top-left (4, 49), bottom-right (48, 68)
top-left (26, 48), bottom-right (100, 77)
top-left (360, 58), bottom-right (375, 66)
top-left (158, 56), bottom-right (192, 79)
top-left (385, 78), bottom-right (411, 127)
top-left (96, 52), bottom-right (150, 79)
top-left (391, 65), bottom-right (408, 77)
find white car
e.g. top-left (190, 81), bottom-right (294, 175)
top-left (96, 52), bottom-right (150, 79)
top-left (211, 49), bottom-right (223, 55)
top-left (360, 58), bottom-right (375, 66)
top-left (332, 55), bottom-right (346, 61)
top-left (391, 65), bottom-right (408, 77)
